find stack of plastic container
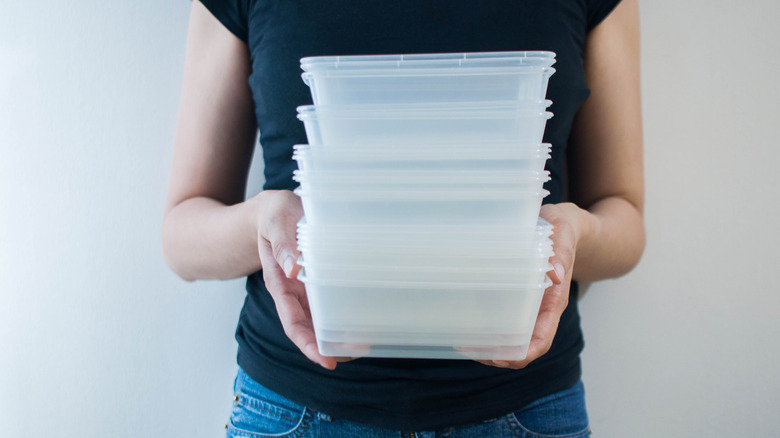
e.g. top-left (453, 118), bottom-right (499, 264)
top-left (294, 52), bottom-right (556, 360)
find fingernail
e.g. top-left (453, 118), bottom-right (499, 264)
top-left (283, 256), bottom-right (295, 277)
top-left (554, 263), bottom-right (565, 281)
top-left (289, 261), bottom-right (302, 279)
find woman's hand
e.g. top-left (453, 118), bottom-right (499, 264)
top-left (254, 190), bottom-right (353, 370)
top-left (478, 0), bottom-right (645, 369)
top-left (478, 203), bottom-right (595, 370)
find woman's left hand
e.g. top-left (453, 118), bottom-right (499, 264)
top-left (477, 202), bottom-right (588, 370)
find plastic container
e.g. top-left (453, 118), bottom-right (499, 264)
top-left (297, 219), bottom-right (554, 253)
top-left (295, 186), bottom-right (548, 227)
top-left (297, 235), bottom-right (552, 260)
top-left (292, 168), bottom-right (550, 195)
top-left (297, 218), bottom-right (553, 248)
top-left (300, 52), bottom-right (556, 106)
top-left (297, 259), bottom-right (552, 286)
top-left (297, 216), bottom-right (554, 230)
top-left (297, 102), bottom-right (553, 147)
top-left (297, 219), bottom-right (554, 269)
top-left (293, 143), bottom-right (551, 173)
top-left (301, 52), bottom-right (557, 71)
top-left (297, 238), bottom-right (552, 270)
top-left (297, 234), bottom-right (553, 258)
top-left (299, 274), bottom-right (553, 360)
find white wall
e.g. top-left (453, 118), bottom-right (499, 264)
top-left (580, 1), bottom-right (780, 436)
top-left (0, 2), bottom-right (247, 437)
top-left (1, 1), bottom-right (778, 437)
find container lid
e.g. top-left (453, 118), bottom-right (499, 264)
top-left (297, 100), bottom-right (552, 119)
top-left (297, 216), bottom-right (553, 235)
top-left (297, 233), bottom-right (553, 250)
top-left (298, 272), bottom-right (554, 291)
top-left (297, 232), bottom-right (553, 245)
top-left (297, 241), bottom-right (554, 259)
top-left (301, 67), bottom-right (555, 83)
top-left (301, 51), bottom-right (556, 72)
top-left (292, 169), bottom-right (550, 185)
top-left (293, 186), bottom-right (549, 201)
top-left (293, 143), bottom-right (551, 162)
top-left (297, 258), bottom-right (554, 275)
top-left (297, 218), bottom-right (554, 253)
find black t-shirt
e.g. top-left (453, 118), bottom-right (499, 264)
top-left (199, 0), bottom-right (620, 431)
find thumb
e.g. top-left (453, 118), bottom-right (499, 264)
top-left (266, 220), bottom-right (301, 278)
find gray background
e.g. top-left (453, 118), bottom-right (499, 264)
top-left (1, 1), bottom-right (778, 436)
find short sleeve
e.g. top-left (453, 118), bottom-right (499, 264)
top-left (586, 0), bottom-right (622, 32)
top-left (198, 0), bottom-right (251, 42)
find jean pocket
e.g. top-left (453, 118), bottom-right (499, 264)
top-left (505, 381), bottom-right (590, 438)
top-left (226, 371), bottom-right (310, 437)
top-left (505, 417), bottom-right (590, 438)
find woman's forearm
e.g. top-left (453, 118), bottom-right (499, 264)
top-left (162, 195), bottom-right (263, 282)
top-left (555, 197), bottom-right (645, 283)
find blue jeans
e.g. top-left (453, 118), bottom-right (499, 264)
top-left (226, 367), bottom-right (590, 438)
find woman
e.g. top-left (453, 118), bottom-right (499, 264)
top-left (163, 0), bottom-right (644, 436)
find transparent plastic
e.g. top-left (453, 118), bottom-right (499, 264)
top-left (295, 186), bottom-right (548, 228)
top-left (292, 168), bottom-right (550, 195)
top-left (297, 103), bottom-right (553, 146)
top-left (300, 51), bottom-right (556, 106)
top-left (299, 274), bottom-right (553, 360)
top-left (292, 143), bottom-right (551, 173)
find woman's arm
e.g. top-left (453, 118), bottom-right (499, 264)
top-left (485, 0), bottom-right (644, 369)
top-left (565, 0), bottom-right (645, 282)
top-left (162, 2), bottom-right (338, 370)
top-left (163, 1), bottom-right (263, 281)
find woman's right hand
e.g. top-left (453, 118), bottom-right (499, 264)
top-left (254, 190), bottom-right (350, 370)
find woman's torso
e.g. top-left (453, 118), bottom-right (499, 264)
top-left (200, 0), bottom-right (618, 430)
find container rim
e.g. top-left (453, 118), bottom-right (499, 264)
top-left (297, 229), bottom-right (554, 240)
top-left (297, 107), bottom-right (554, 121)
top-left (297, 259), bottom-right (554, 274)
top-left (292, 143), bottom-right (552, 160)
top-left (301, 51), bottom-right (556, 70)
top-left (293, 186), bottom-right (550, 200)
top-left (298, 216), bottom-right (551, 230)
top-left (297, 242), bottom-right (554, 257)
top-left (300, 66), bottom-right (556, 81)
top-left (293, 142), bottom-right (552, 151)
top-left (292, 169), bottom-right (551, 184)
top-left (297, 272), bottom-right (554, 291)
top-left (297, 216), bottom-right (553, 232)
top-left (297, 100), bottom-right (551, 114)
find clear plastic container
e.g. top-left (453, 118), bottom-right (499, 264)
top-left (297, 238), bottom-right (552, 269)
top-left (298, 216), bottom-right (554, 238)
top-left (293, 144), bottom-right (550, 172)
top-left (295, 186), bottom-right (548, 228)
top-left (292, 168), bottom-right (550, 194)
top-left (299, 274), bottom-right (552, 360)
top-left (297, 102), bottom-right (553, 146)
top-left (297, 258), bottom-right (552, 286)
top-left (301, 52), bottom-right (556, 71)
top-left (297, 218), bottom-right (553, 249)
top-left (297, 219), bottom-right (553, 268)
top-left (292, 143), bottom-right (551, 173)
top-left (297, 219), bottom-right (553, 252)
top-left (300, 51), bottom-right (556, 106)
top-left (293, 168), bottom-right (549, 184)
top-left (297, 236), bottom-right (552, 259)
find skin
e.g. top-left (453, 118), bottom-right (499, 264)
top-left (163, 0), bottom-right (644, 371)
